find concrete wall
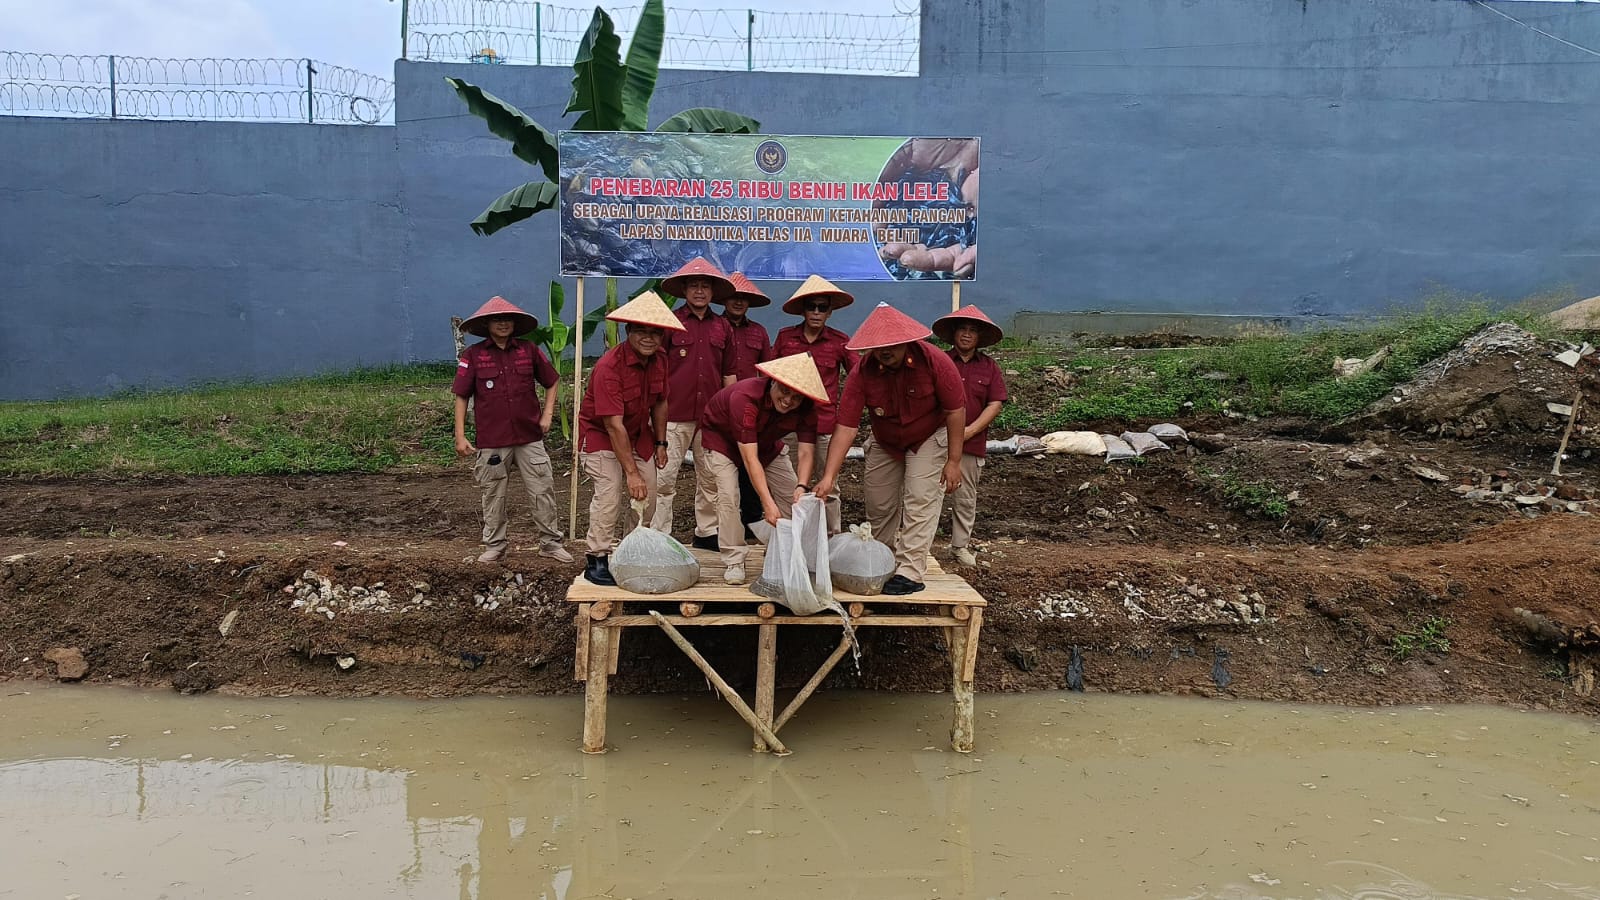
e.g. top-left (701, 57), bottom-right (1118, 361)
top-left (0, 117), bottom-right (402, 399)
top-left (4, 0), bottom-right (1599, 399)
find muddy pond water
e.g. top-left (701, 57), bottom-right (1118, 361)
top-left (2, 685), bottom-right (1597, 899)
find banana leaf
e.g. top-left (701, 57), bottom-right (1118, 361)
top-left (443, 77), bottom-right (559, 183)
top-left (655, 108), bottom-right (761, 134)
top-left (620, 0), bottom-right (665, 131)
top-left (566, 8), bottom-right (626, 131)
top-left (470, 181), bottom-right (559, 236)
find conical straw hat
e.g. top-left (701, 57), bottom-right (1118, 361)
top-left (608, 291), bottom-right (686, 331)
top-left (931, 304), bottom-right (1004, 348)
top-left (781, 274), bottom-right (855, 315)
top-left (756, 352), bottom-right (830, 403)
top-left (660, 256), bottom-right (735, 301)
top-left (460, 295), bottom-right (538, 337)
top-left (845, 302), bottom-right (933, 351)
top-left (726, 272), bottom-right (772, 307)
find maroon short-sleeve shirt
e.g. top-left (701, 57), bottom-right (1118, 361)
top-left (770, 324), bottom-right (858, 433)
top-left (664, 306), bottom-right (737, 422)
top-left (698, 377), bottom-right (819, 467)
top-left (451, 338), bottom-right (560, 448)
top-left (577, 341), bottom-right (668, 461)
top-left (837, 340), bottom-right (965, 459)
top-left (948, 348), bottom-right (1009, 457)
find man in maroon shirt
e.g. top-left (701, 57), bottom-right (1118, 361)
top-left (932, 305), bottom-right (1009, 568)
top-left (723, 272), bottom-right (773, 381)
top-left (452, 296), bottom-right (570, 565)
top-left (770, 275), bottom-right (858, 534)
top-left (696, 353), bottom-right (828, 584)
top-left (575, 291), bottom-right (682, 586)
top-left (813, 303), bottom-right (966, 595)
top-left (645, 257), bottom-right (739, 545)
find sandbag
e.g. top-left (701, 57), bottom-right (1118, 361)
top-left (1147, 423), bottom-right (1188, 443)
top-left (1121, 431), bottom-right (1171, 456)
top-left (611, 500), bottom-right (700, 594)
top-left (1041, 431), bottom-right (1106, 456)
top-left (828, 523), bottom-right (896, 596)
top-left (750, 495), bottom-right (837, 615)
top-left (1101, 434), bottom-right (1138, 462)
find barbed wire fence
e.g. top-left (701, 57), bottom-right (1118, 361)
top-left (404, 0), bottom-right (920, 75)
top-left (1, 53), bottom-right (396, 124)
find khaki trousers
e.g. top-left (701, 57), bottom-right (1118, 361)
top-left (785, 432), bottom-right (841, 534)
top-left (646, 420), bottom-right (718, 537)
top-left (474, 442), bottom-right (562, 553)
top-left (582, 449), bottom-right (659, 554)
top-left (948, 454), bottom-right (985, 550)
top-left (862, 431), bottom-right (949, 583)
top-left (701, 448), bottom-right (798, 569)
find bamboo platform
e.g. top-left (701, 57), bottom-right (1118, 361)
top-left (567, 545), bottom-right (986, 755)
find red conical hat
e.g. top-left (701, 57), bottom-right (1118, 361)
top-left (932, 304), bottom-right (1003, 348)
top-left (845, 302), bottom-right (933, 351)
top-left (461, 296), bottom-right (538, 337)
top-left (726, 272), bottom-right (772, 308)
top-left (659, 256), bottom-right (735, 301)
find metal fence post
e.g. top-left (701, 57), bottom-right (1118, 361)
top-left (536, 3), bottom-right (543, 65)
top-left (108, 54), bottom-right (117, 118)
top-left (305, 59), bottom-right (315, 123)
top-left (401, 0), bottom-right (410, 60)
top-left (747, 10), bottom-right (754, 71)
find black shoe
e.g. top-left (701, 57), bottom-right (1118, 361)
top-left (882, 574), bottom-right (925, 595)
top-left (691, 533), bottom-right (720, 551)
top-left (584, 554), bottom-right (616, 586)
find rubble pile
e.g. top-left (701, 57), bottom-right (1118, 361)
top-left (283, 570), bottom-right (542, 618)
top-left (1450, 471), bottom-right (1598, 516)
top-left (1026, 575), bottom-right (1275, 626)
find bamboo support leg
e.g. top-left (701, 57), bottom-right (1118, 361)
top-left (607, 625), bottom-right (622, 676)
top-left (754, 623), bottom-right (777, 752)
top-left (773, 633), bottom-right (853, 733)
top-left (962, 608), bottom-right (983, 683)
top-left (949, 623), bottom-right (975, 753)
top-left (575, 604), bottom-right (591, 681)
top-left (649, 611), bottom-right (789, 755)
top-left (582, 625), bottom-right (611, 753)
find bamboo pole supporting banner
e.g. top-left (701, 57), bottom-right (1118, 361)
top-left (754, 623), bottom-right (778, 751)
top-left (951, 280), bottom-right (961, 312)
top-left (569, 276), bottom-right (585, 540)
top-left (648, 612), bottom-right (790, 754)
top-left (772, 633), bottom-right (853, 733)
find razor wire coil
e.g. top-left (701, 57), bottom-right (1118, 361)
top-left (1, 52), bottom-right (395, 123)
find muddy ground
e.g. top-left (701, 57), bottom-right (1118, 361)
top-left (3, 414), bottom-right (1597, 714)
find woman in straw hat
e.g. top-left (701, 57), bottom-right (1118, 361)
top-left (645, 256), bottom-right (739, 546)
top-left (812, 302), bottom-right (966, 595)
top-left (696, 353), bottom-right (829, 584)
top-left (931, 305), bottom-right (1009, 568)
top-left (451, 296), bottom-right (572, 565)
top-left (769, 274), bottom-right (859, 534)
top-left (575, 291), bottom-right (685, 586)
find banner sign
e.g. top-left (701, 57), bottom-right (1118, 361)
top-left (558, 132), bottom-right (979, 282)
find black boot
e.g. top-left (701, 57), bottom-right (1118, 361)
top-left (584, 554), bottom-right (616, 586)
top-left (691, 533), bottom-right (720, 551)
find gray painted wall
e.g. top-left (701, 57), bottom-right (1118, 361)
top-left (4, 0), bottom-right (1598, 399)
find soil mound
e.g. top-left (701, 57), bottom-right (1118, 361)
top-left (1334, 323), bottom-right (1582, 440)
top-left (1546, 295), bottom-right (1600, 331)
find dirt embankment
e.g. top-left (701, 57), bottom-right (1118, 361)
top-left (2, 429), bottom-right (1596, 712)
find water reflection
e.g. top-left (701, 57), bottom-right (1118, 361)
top-left (1, 688), bottom-right (1597, 899)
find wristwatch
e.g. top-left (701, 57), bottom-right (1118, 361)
top-left (655, 439), bottom-right (669, 447)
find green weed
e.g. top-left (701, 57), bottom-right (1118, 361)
top-left (1199, 465), bottom-right (1291, 519)
top-left (1392, 616), bottom-right (1453, 660)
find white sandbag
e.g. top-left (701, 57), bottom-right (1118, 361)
top-left (1147, 423), bottom-right (1188, 442)
top-left (827, 523), bottom-right (896, 596)
top-left (1121, 432), bottom-right (1171, 455)
top-left (1041, 431), bottom-right (1106, 455)
top-left (611, 500), bottom-right (700, 594)
top-left (750, 495), bottom-right (838, 615)
top-left (1101, 434), bottom-right (1138, 462)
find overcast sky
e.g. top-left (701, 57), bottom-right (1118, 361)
top-left (0, 0), bottom-right (914, 77)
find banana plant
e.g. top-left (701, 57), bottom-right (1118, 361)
top-left (446, 0), bottom-right (760, 344)
top-left (521, 280), bottom-right (611, 439)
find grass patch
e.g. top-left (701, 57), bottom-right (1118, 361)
top-left (1392, 616), bottom-right (1452, 660)
top-left (0, 363), bottom-right (466, 477)
top-left (1198, 464), bottom-right (1291, 519)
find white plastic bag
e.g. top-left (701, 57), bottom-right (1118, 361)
top-left (828, 523), bottom-right (896, 596)
top-left (611, 499), bottom-right (700, 594)
top-left (749, 495), bottom-right (837, 615)
top-left (1042, 431), bottom-right (1107, 455)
